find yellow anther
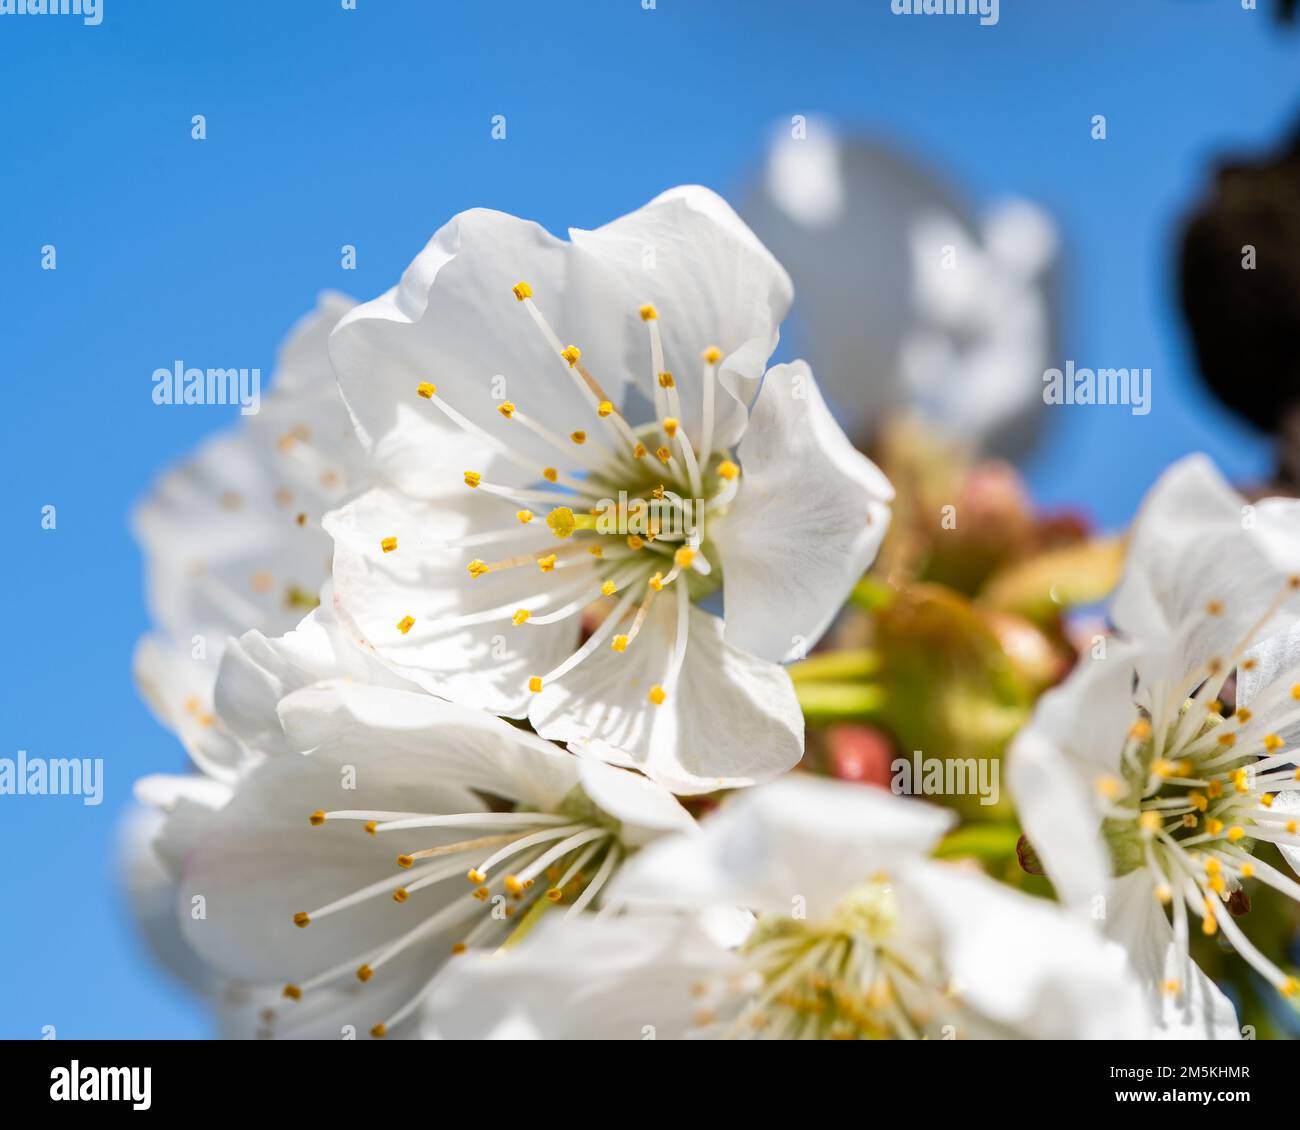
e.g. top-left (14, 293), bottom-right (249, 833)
top-left (1206, 700), bottom-right (1223, 715)
top-left (1207, 780), bottom-right (1224, 799)
top-left (627, 535), bottom-right (644, 550)
top-left (1182, 813), bottom-right (1198, 828)
top-left (1206, 818), bottom-right (1224, 836)
top-left (1284, 978), bottom-right (1300, 998)
top-left (658, 371), bottom-right (674, 388)
top-left (561, 345), bottom-right (581, 366)
top-left (702, 346), bottom-right (722, 364)
top-left (1139, 811), bottom-right (1161, 833)
top-left (639, 304), bottom-right (658, 321)
top-left (365, 821), bottom-right (377, 835)
top-left (1216, 732), bottom-right (1236, 748)
top-left (467, 868), bottom-right (485, 885)
top-left (396, 615), bottom-right (415, 634)
top-left (452, 942), bottom-right (468, 955)
top-left (463, 471), bottom-right (481, 488)
top-left (504, 875), bottom-right (524, 895)
top-left (309, 810), bottom-right (326, 826)
top-left (537, 554), bottom-right (558, 572)
top-left (546, 887), bottom-right (564, 903)
top-left (1208, 875), bottom-right (1226, 894)
top-left (1205, 857), bottom-right (1222, 875)
top-left (1289, 821), bottom-right (1299, 835)
top-left (655, 446), bottom-right (672, 464)
top-left (649, 572), bottom-right (664, 591)
top-left (1129, 718), bottom-right (1152, 741)
top-left (652, 484), bottom-right (666, 500)
top-left (292, 912), bottom-right (310, 928)
top-left (528, 676), bottom-right (543, 693)
top-left (547, 507), bottom-right (576, 538)
top-left (589, 545), bottom-right (604, 558)
top-left (473, 887), bottom-right (490, 901)
top-left (283, 984), bottom-right (302, 1001)
top-left (1265, 734), bottom-right (1284, 753)
top-left (1236, 708), bottom-right (1253, 724)
top-left (381, 536), bottom-right (398, 553)
top-left (516, 510), bottom-right (534, 524)
top-left (467, 559), bottom-right (489, 578)
top-left (1155, 884), bottom-right (1173, 905)
top-left (1240, 863), bottom-right (1255, 879)
top-left (417, 382), bottom-right (437, 398)
top-left (717, 460), bottom-right (740, 480)
top-left (632, 443), bottom-right (647, 460)
top-left (648, 685), bottom-right (667, 705)
top-left (1292, 683), bottom-right (1300, 700)
top-left (674, 547), bottom-right (696, 569)
top-left (543, 467), bottom-right (558, 483)
top-left (611, 635), bottom-right (629, 653)
top-left (1153, 759), bottom-right (1176, 778)
top-left (1262, 792), bottom-right (1276, 807)
top-left (1243, 658), bottom-right (1258, 671)
top-left (392, 888), bottom-right (409, 903)
top-left (512, 609), bottom-right (531, 626)
top-left (1201, 911), bottom-right (1218, 937)
top-left (570, 430), bottom-right (587, 445)
top-left (1162, 980), bottom-right (1181, 996)
top-left (498, 401), bottom-right (516, 418)
top-left (1205, 599), bottom-right (1224, 616)
top-left (397, 855), bottom-right (414, 869)
top-left (597, 400), bottom-right (614, 417)
top-left (663, 417), bottom-right (679, 437)
top-left (370, 1023), bottom-right (387, 1039)
top-left (601, 580), bottom-right (617, 596)
top-left (1189, 792), bottom-right (1208, 812)
top-left (1228, 826), bottom-right (1246, 843)
top-left (1097, 776), bottom-right (1124, 801)
top-left (512, 281), bottom-right (533, 301)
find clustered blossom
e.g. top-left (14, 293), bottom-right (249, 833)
top-left (126, 186), bottom-right (1297, 1041)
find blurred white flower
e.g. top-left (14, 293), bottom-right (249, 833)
top-left (131, 293), bottom-right (364, 780)
top-left (324, 186), bottom-right (892, 793)
top-left (1010, 455), bottom-right (1300, 1038)
top-left (426, 776), bottom-right (1154, 1040)
top-left (742, 120), bottom-right (1058, 460)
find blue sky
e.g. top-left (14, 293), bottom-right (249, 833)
top-left (1, 0), bottom-right (1297, 1037)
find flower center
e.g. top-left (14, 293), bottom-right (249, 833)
top-left (396, 286), bottom-right (742, 709)
top-left (694, 878), bottom-right (956, 1040)
top-left (276, 793), bottom-right (622, 1038)
top-left (1096, 577), bottom-right (1300, 1006)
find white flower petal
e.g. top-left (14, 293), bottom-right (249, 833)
top-left (575, 759), bottom-right (695, 847)
top-left (532, 601), bottom-right (802, 794)
top-left (710, 361), bottom-right (892, 662)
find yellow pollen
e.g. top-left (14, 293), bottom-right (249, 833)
top-left (292, 912), bottom-right (310, 928)
top-left (396, 615), bottom-right (415, 635)
top-left (1240, 863), bottom-right (1255, 879)
top-left (467, 559), bottom-right (489, 578)
top-left (1290, 575), bottom-right (1300, 591)
top-left (504, 875), bottom-right (524, 895)
top-left (1292, 684), bottom-right (1300, 701)
top-left (1207, 700), bottom-right (1223, 716)
top-left (648, 685), bottom-right (667, 705)
top-left (1155, 884), bottom-right (1173, 904)
top-left (1163, 979), bottom-right (1182, 996)
top-left (512, 609), bottom-right (531, 626)
top-left (561, 346), bottom-right (581, 367)
top-left (1202, 912), bottom-right (1217, 936)
top-left (370, 1023), bottom-right (387, 1039)
top-left (1206, 818), bottom-right (1224, 836)
top-left (1284, 977), bottom-right (1300, 998)
top-left (658, 371), bottom-right (674, 388)
top-left (498, 401), bottom-right (516, 418)
top-left (611, 635), bottom-right (629, 653)
top-left (309, 810), bottom-right (326, 826)
top-left (717, 460), bottom-right (739, 480)
top-left (467, 869), bottom-right (485, 885)
top-left (639, 304), bottom-right (658, 321)
top-left (1216, 732), bottom-right (1236, 748)
top-left (597, 400), bottom-right (614, 417)
top-left (1207, 780), bottom-right (1224, 799)
top-left (396, 855), bottom-right (414, 869)
top-left (702, 346), bottom-right (722, 364)
top-left (1265, 734), bottom-right (1284, 753)
top-left (1097, 775), bottom-right (1124, 800)
top-left (1228, 826), bottom-right (1247, 842)
top-left (1289, 821), bottom-right (1299, 835)
top-left (381, 536), bottom-right (398, 553)
top-left (547, 507), bottom-right (576, 538)
top-left (282, 985), bottom-right (302, 1001)
top-left (627, 535), bottom-right (644, 550)
top-left (663, 417), bottom-right (679, 437)
top-left (543, 467), bottom-right (558, 483)
top-left (655, 446), bottom-right (672, 464)
top-left (1205, 600), bottom-right (1224, 616)
top-left (365, 821), bottom-right (377, 835)
top-left (1205, 857), bottom-right (1222, 875)
top-left (1139, 811), bottom-right (1161, 833)
top-left (649, 572), bottom-right (664, 591)
top-left (392, 888), bottom-right (409, 903)
top-left (1189, 792), bottom-right (1208, 812)
top-left (1129, 718), bottom-right (1152, 741)
top-left (589, 545), bottom-right (604, 558)
top-left (1243, 658), bottom-right (1258, 671)
top-left (1236, 708), bottom-right (1253, 724)
top-left (546, 887), bottom-right (564, 902)
top-left (1262, 792), bottom-right (1275, 807)
top-left (674, 547), bottom-right (696, 569)
top-left (633, 442), bottom-right (648, 459)
top-left (528, 676), bottom-right (543, 693)
top-left (537, 554), bottom-right (558, 573)
top-left (571, 430), bottom-right (587, 445)
top-left (417, 382), bottom-right (437, 398)
top-left (601, 580), bottom-right (617, 596)
top-left (463, 471), bottom-right (481, 488)
top-left (1183, 814), bottom-right (1198, 828)
top-left (452, 943), bottom-right (468, 955)
top-left (1153, 759), bottom-right (1176, 778)
top-left (1208, 875), bottom-right (1226, 894)
top-left (512, 281), bottom-right (533, 301)
top-left (473, 887), bottom-right (490, 901)
top-left (517, 510), bottom-right (534, 524)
